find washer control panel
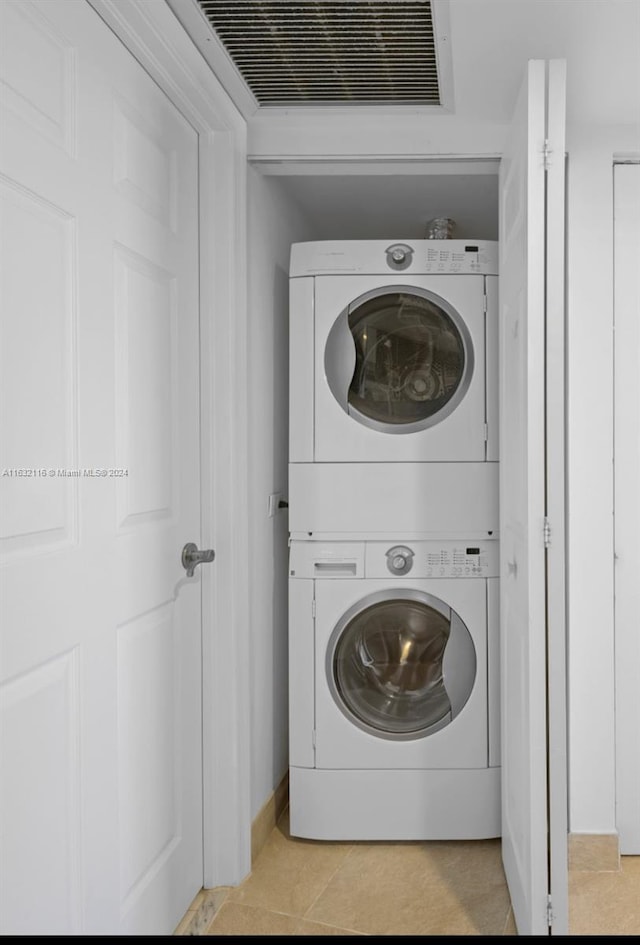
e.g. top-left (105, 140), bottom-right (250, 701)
top-left (289, 539), bottom-right (499, 579)
top-left (367, 540), bottom-right (499, 579)
top-left (422, 545), bottom-right (489, 577)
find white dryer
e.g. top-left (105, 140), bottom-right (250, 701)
top-left (288, 538), bottom-right (501, 841)
top-left (289, 240), bottom-right (498, 465)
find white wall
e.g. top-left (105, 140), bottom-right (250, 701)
top-left (249, 113), bottom-right (507, 160)
top-left (565, 122), bottom-right (640, 834)
top-left (246, 169), bottom-right (315, 819)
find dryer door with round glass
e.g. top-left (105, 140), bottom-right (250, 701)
top-left (326, 287), bottom-right (473, 434)
top-left (313, 274), bottom-right (491, 462)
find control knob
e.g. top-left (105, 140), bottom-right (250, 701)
top-left (385, 243), bottom-right (414, 271)
top-left (385, 545), bottom-right (414, 575)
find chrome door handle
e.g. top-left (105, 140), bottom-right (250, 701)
top-left (181, 542), bottom-right (215, 577)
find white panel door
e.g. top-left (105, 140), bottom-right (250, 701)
top-left (614, 161), bottom-right (640, 854)
top-left (499, 59), bottom-right (568, 935)
top-left (0, 0), bottom-right (203, 934)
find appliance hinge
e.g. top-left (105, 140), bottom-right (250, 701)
top-left (543, 138), bottom-right (552, 170)
top-left (483, 291), bottom-right (488, 313)
top-left (484, 422), bottom-right (489, 442)
top-left (543, 517), bottom-right (552, 548)
top-left (312, 729), bottom-right (316, 749)
top-left (311, 598), bottom-right (316, 619)
top-left (546, 894), bottom-right (554, 927)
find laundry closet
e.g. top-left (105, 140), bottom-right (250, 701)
top-left (247, 160), bottom-right (502, 836)
top-left (243, 43), bottom-right (572, 929)
top-left (246, 139), bottom-right (514, 848)
top-left (288, 235), bottom-right (502, 839)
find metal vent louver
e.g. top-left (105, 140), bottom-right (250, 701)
top-left (196, 1), bottom-right (441, 106)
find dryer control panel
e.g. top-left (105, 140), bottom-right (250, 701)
top-left (289, 240), bottom-right (499, 277)
top-left (422, 243), bottom-right (497, 274)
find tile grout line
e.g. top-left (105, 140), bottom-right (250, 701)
top-left (299, 842), bottom-right (359, 925)
top-left (501, 904), bottom-right (514, 936)
top-left (207, 898), bottom-right (365, 935)
top-left (295, 916), bottom-right (369, 936)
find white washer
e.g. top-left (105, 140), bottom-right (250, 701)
top-left (289, 239), bottom-right (499, 465)
top-left (288, 538), bottom-right (500, 841)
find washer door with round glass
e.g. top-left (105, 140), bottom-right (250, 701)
top-left (314, 579), bottom-right (489, 770)
top-left (327, 590), bottom-right (475, 741)
top-left (313, 274), bottom-right (491, 463)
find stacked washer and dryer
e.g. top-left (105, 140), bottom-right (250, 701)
top-left (287, 239), bottom-right (501, 840)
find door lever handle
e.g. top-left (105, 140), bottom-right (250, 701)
top-left (181, 542), bottom-right (215, 577)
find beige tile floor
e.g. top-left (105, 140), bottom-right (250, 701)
top-left (569, 854), bottom-right (640, 936)
top-left (177, 810), bottom-right (640, 936)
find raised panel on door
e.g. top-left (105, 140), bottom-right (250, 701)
top-left (114, 244), bottom-right (177, 529)
top-left (0, 651), bottom-right (82, 934)
top-left (117, 604), bottom-right (180, 911)
top-left (0, 0), bottom-right (76, 155)
top-left (0, 180), bottom-right (77, 554)
top-left (112, 92), bottom-right (178, 231)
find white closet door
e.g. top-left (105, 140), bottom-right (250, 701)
top-left (0, 0), bottom-right (203, 934)
top-left (614, 161), bottom-right (640, 854)
top-left (499, 59), bottom-right (568, 935)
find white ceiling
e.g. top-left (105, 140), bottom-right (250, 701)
top-left (175, 0), bottom-right (638, 237)
top-left (249, 0), bottom-right (639, 237)
top-left (172, 0), bottom-right (640, 125)
top-left (448, 0), bottom-right (640, 126)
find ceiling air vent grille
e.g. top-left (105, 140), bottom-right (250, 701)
top-left (196, 1), bottom-right (442, 106)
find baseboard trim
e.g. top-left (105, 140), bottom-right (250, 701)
top-left (568, 832), bottom-right (620, 872)
top-left (173, 887), bottom-right (230, 935)
top-left (174, 774), bottom-right (290, 934)
top-left (251, 772), bottom-right (289, 865)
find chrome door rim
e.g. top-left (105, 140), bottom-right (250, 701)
top-left (325, 588), bottom-right (477, 741)
top-left (324, 284), bottom-right (475, 435)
